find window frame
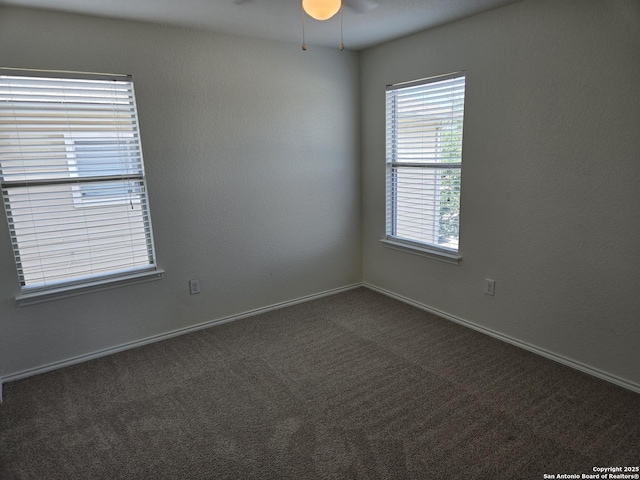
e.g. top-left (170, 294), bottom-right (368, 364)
top-left (0, 68), bottom-right (163, 305)
top-left (382, 72), bottom-right (466, 264)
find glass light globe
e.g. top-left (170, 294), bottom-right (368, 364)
top-left (302, 0), bottom-right (341, 21)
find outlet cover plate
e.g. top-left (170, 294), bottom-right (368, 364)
top-left (485, 278), bottom-right (495, 296)
top-left (189, 279), bottom-right (201, 295)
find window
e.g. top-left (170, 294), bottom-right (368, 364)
top-left (0, 68), bottom-right (161, 303)
top-left (385, 72), bottom-right (465, 260)
top-left (71, 139), bottom-right (141, 206)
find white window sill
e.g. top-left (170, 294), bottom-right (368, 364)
top-left (16, 269), bottom-right (165, 306)
top-left (380, 238), bottom-right (461, 265)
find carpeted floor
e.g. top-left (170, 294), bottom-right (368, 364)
top-left (1, 287), bottom-right (639, 479)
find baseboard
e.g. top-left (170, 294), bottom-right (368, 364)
top-left (363, 282), bottom-right (640, 395)
top-left (4, 281), bottom-right (636, 404)
top-left (0, 283), bottom-right (364, 403)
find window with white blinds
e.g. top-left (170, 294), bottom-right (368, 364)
top-left (0, 69), bottom-right (160, 301)
top-left (386, 72), bottom-right (465, 256)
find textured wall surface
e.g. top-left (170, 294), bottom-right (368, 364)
top-left (0, 7), bottom-right (361, 378)
top-left (361, 0), bottom-right (640, 387)
top-left (2, 0), bottom-right (639, 391)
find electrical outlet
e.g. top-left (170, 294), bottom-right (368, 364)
top-left (485, 278), bottom-right (495, 296)
top-left (189, 279), bottom-right (201, 295)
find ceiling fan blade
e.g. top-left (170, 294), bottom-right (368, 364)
top-left (344, 0), bottom-right (379, 13)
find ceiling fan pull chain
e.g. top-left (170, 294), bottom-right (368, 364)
top-left (301, 3), bottom-right (308, 51)
top-left (340, 5), bottom-right (345, 51)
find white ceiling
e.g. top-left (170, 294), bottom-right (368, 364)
top-left (0, 0), bottom-right (523, 50)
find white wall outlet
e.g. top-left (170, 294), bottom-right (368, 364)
top-left (485, 278), bottom-right (495, 296)
top-left (189, 279), bottom-right (201, 295)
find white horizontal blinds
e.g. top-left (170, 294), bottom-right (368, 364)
top-left (386, 73), bottom-right (465, 252)
top-left (0, 71), bottom-right (156, 292)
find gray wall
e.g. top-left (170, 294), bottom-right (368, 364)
top-left (0, 7), bottom-right (361, 378)
top-left (2, 0), bottom-right (640, 391)
top-left (361, 0), bottom-right (640, 387)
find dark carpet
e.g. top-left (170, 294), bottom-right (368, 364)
top-left (1, 287), bottom-right (639, 479)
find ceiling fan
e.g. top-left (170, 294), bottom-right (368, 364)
top-left (233, 0), bottom-right (380, 50)
top-left (233, 0), bottom-right (380, 17)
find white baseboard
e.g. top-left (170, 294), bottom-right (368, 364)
top-left (3, 281), bottom-right (637, 404)
top-left (363, 283), bottom-right (640, 395)
top-left (0, 283), bottom-right (363, 403)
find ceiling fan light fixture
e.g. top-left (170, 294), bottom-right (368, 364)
top-left (302, 0), bottom-right (341, 21)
